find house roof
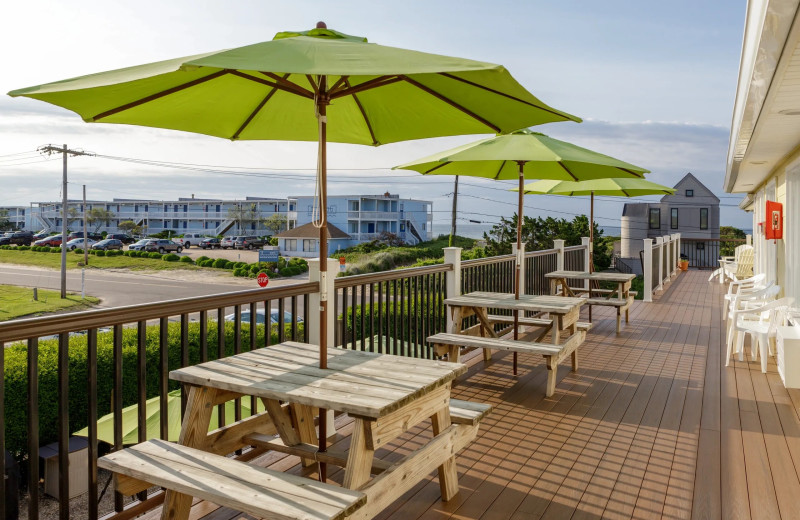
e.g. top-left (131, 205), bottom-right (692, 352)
top-left (659, 172), bottom-right (719, 203)
top-left (274, 222), bottom-right (350, 240)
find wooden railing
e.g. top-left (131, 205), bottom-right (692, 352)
top-left (680, 238), bottom-right (748, 269)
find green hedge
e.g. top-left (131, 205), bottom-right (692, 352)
top-left (4, 320), bottom-right (304, 458)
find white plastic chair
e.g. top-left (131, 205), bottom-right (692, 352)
top-left (710, 244), bottom-right (753, 283)
top-left (728, 297), bottom-right (794, 373)
top-left (726, 283), bottom-right (778, 350)
top-left (722, 274), bottom-right (768, 322)
top-left (726, 247), bottom-right (754, 282)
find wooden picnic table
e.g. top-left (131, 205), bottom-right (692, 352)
top-left (161, 341), bottom-right (481, 520)
top-left (545, 270), bottom-right (636, 332)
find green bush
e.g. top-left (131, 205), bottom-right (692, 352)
top-left (148, 252), bottom-right (162, 259)
top-left (223, 260), bottom-right (235, 269)
top-left (73, 248), bottom-right (84, 255)
top-left (212, 258), bottom-right (228, 269)
top-left (233, 267), bottom-right (246, 277)
top-left (18, 245), bottom-right (30, 251)
top-left (179, 256), bottom-right (193, 263)
top-left (3, 320), bottom-right (305, 459)
top-left (162, 253), bottom-right (180, 262)
top-left (95, 250), bottom-right (106, 257)
top-left (196, 256), bottom-right (210, 263)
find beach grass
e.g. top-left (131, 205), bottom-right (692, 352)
top-left (0, 285), bottom-right (99, 321)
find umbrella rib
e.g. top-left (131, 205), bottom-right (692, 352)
top-left (344, 78), bottom-right (378, 146)
top-left (621, 189), bottom-right (631, 197)
top-left (618, 167), bottom-right (644, 178)
top-left (257, 72), bottom-right (315, 98)
top-left (90, 70), bottom-right (229, 121)
top-left (329, 75), bottom-right (402, 99)
top-left (327, 76), bottom-right (348, 96)
top-left (493, 160), bottom-right (508, 180)
top-left (423, 161), bottom-right (451, 174)
top-left (557, 162), bottom-right (579, 181)
top-left (439, 72), bottom-right (578, 121)
top-left (228, 71), bottom-right (314, 99)
top-left (399, 75), bottom-right (501, 133)
top-left (306, 75), bottom-right (320, 97)
top-left (231, 74), bottom-right (288, 140)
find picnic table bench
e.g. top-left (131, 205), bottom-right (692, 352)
top-left (100, 342), bottom-right (491, 520)
top-left (545, 270), bottom-right (636, 333)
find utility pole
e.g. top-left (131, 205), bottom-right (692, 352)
top-left (449, 175), bottom-right (459, 247)
top-left (38, 145), bottom-right (93, 298)
top-left (83, 185), bottom-right (89, 266)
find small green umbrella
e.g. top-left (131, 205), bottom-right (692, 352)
top-left (519, 178), bottom-right (675, 271)
top-left (11, 22), bottom-right (581, 478)
top-left (73, 389), bottom-right (265, 445)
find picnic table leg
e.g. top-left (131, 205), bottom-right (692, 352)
top-left (474, 308), bottom-right (497, 362)
top-left (343, 418), bottom-right (375, 490)
top-left (290, 403), bottom-right (319, 468)
top-left (162, 385), bottom-right (217, 520)
top-left (431, 406), bottom-right (459, 501)
top-left (549, 278), bottom-right (558, 296)
top-left (616, 308), bottom-right (622, 334)
top-left (545, 355), bottom-right (557, 397)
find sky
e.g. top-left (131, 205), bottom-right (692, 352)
top-left (0, 0), bottom-right (749, 236)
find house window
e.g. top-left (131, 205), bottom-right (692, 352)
top-left (670, 208), bottom-right (679, 229)
top-left (686, 189), bottom-right (694, 197)
top-left (216, 205), bottom-right (221, 213)
top-left (285, 239), bottom-right (297, 251)
top-left (700, 208), bottom-right (708, 229)
top-left (303, 239), bottom-right (317, 252)
top-left (182, 221), bottom-right (187, 228)
top-left (649, 208), bottom-right (661, 229)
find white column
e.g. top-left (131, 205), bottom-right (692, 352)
top-left (444, 247), bottom-right (462, 332)
top-left (307, 258), bottom-right (337, 348)
top-left (655, 237), bottom-right (664, 291)
top-left (554, 239), bottom-right (565, 272)
top-left (512, 242), bottom-right (526, 295)
top-left (581, 236), bottom-right (591, 290)
top-left (746, 234), bottom-right (752, 246)
top-left (643, 238), bottom-right (653, 302)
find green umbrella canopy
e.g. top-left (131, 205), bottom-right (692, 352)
top-left (519, 177), bottom-right (674, 196)
top-left (73, 390), bottom-right (265, 445)
top-left (8, 27), bottom-right (581, 144)
top-left (393, 129), bottom-right (648, 179)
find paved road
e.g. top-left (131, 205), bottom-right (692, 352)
top-left (0, 265), bottom-right (306, 309)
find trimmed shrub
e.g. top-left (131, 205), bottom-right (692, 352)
top-left (95, 250), bottom-right (106, 257)
top-left (17, 246), bottom-right (30, 251)
top-left (148, 252), bottom-right (162, 259)
top-left (212, 258), bottom-right (228, 269)
top-left (223, 260), bottom-right (235, 270)
top-left (73, 248), bottom-right (83, 255)
top-left (179, 256), bottom-right (193, 263)
top-left (196, 256), bottom-right (210, 263)
top-left (162, 253), bottom-right (180, 262)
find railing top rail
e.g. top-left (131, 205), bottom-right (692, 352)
top-left (0, 281), bottom-right (318, 343)
top-left (334, 263), bottom-right (451, 288)
top-left (524, 248), bottom-right (558, 258)
top-left (564, 245), bottom-right (587, 252)
top-left (461, 254), bottom-right (515, 267)
top-left (681, 237), bottom-right (747, 242)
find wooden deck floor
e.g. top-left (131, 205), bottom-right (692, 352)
top-left (155, 270), bottom-right (800, 520)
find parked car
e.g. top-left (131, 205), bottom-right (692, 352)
top-left (144, 239), bottom-right (183, 254)
top-left (32, 231), bottom-right (51, 240)
top-left (106, 233), bottom-right (135, 245)
top-left (34, 235), bottom-right (63, 247)
top-left (199, 237), bottom-right (221, 249)
top-left (65, 238), bottom-right (96, 251)
top-left (0, 231), bottom-right (35, 246)
top-left (174, 233), bottom-right (206, 249)
top-left (67, 231), bottom-right (103, 242)
top-left (233, 235), bottom-right (267, 250)
top-left (220, 236), bottom-right (235, 249)
top-left (92, 239), bottom-right (123, 251)
top-left (223, 309), bottom-right (302, 325)
top-left (128, 239), bottom-right (152, 251)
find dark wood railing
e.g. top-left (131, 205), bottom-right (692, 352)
top-left (680, 238), bottom-right (747, 269)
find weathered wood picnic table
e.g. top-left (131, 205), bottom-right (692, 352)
top-left (100, 341), bottom-right (490, 520)
top-left (545, 270), bottom-right (636, 332)
top-left (429, 291), bottom-right (587, 395)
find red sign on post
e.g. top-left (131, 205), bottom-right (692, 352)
top-left (257, 272), bottom-right (269, 288)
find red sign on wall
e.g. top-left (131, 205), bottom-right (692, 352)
top-left (766, 200), bottom-right (783, 240)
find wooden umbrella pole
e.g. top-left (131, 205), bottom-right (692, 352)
top-left (590, 191), bottom-right (594, 273)
top-left (512, 162), bottom-right (525, 375)
top-left (317, 76), bottom-right (329, 482)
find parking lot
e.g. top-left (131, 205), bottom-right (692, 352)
top-left (179, 246), bottom-right (261, 263)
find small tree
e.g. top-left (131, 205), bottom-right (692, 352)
top-left (227, 203), bottom-right (259, 234)
top-left (262, 213), bottom-right (288, 236)
top-left (118, 220), bottom-right (141, 235)
top-left (0, 209), bottom-right (11, 231)
top-left (87, 208), bottom-right (115, 232)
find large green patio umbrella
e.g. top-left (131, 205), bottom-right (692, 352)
top-left (73, 390), bottom-right (265, 445)
top-left (519, 177), bottom-right (674, 271)
top-left (9, 22), bottom-right (580, 478)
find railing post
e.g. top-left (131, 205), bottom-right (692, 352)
top-left (581, 237), bottom-right (590, 290)
top-left (444, 247), bottom-right (462, 332)
top-left (672, 233), bottom-right (679, 276)
top-left (554, 239), bottom-right (565, 272)
top-left (655, 237), bottom-right (664, 291)
top-left (746, 234), bottom-right (752, 246)
top-left (512, 243), bottom-right (526, 295)
top-left (643, 238), bottom-right (653, 302)
top-left (307, 258), bottom-right (337, 348)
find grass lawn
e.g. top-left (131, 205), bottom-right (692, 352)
top-left (0, 285), bottom-right (99, 321)
top-left (0, 250), bottom-right (201, 271)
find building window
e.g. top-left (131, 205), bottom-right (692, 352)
top-left (303, 239), bottom-right (316, 252)
top-left (670, 208), bottom-right (678, 229)
top-left (216, 205), bottom-right (221, 213)
top-left (649, 208), bottom-right (661, 229)
top-left (686, 189), bottom-right (694, 197)
top-left (285, 239), bottom-right (297, 251)
top-left (700, 208), bottom-right (708, 229)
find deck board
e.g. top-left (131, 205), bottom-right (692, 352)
top-left (143, 270), bottom-right (800, 520)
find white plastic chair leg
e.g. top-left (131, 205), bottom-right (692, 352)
top-left (737, 332), bottom-right (745, 362)
top-left (759, 333), bottom-right (769, 373)
top-left (725, 330), bottom-right (735, 367)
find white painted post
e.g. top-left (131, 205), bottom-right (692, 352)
top-left (643, 238), bottom-right (653, 302)
top-left (306, 257), bottom-right (338, 435)
top-left (444, 247), bottom-right (462, 332)
top-left (672, 233), bottom-right (680, 276)
top-left (746, 234), bottom-right (752, 246)
top-left (581, 237), bottom-right (590, 291)
top-left (554, 239), bottom-right (565, 272)
top-left (512, 243), bottom-right (526, 295)
top-left (655, 237), bottom-right (664, 291)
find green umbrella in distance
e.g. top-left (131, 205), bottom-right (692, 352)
top-left (10, 22), bottom-right (581, 477)
top-left (73, 390), bottom-right (265, 445)
top-left (519, 177), bottom-right (674, 271)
